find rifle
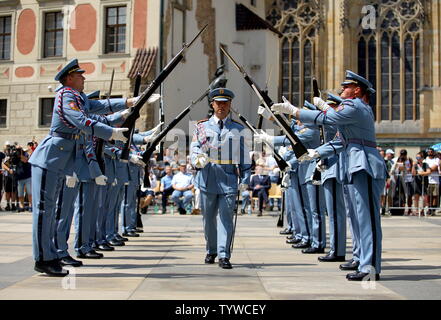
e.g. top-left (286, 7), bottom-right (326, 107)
top-left (140, 84), bottom-right (215, 187)
top-left (311, 77), bottom-right (323, 185)
top-left (220, 46), bottom-right (307, 159)
top-left (277, 189), bottom-right (285, 227)
top-left (120, 24), bottom-right (208, 162)
top-left (230, 107), bottom-right (289, 172)
top-left (95, 69), bottom-right (115, 173)
top-left (132, 73), bottom-right (144, 228)
top-left (257, 65), bottom-right (273, 130)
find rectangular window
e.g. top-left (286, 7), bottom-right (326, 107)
top-left (40, 98), bottom-right (54, 127)
top-left (251, 0), bottom-right (256, 6)
top-left (0, 99), bottom-right (7, 128)
top-left (44, 11), bottom-right (63, 58)
top-left (0, 16), bottom-right (11, 60)
top-left (105, 6), bottom-right (126, 54)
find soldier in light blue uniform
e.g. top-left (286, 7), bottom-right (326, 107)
top-left (272, 70), bottom-right (387, 281)
top-left (190, 88), bottom-right (251, 269)
top-left (268, 103), bottom-right (326, 254)
top-left (29, 59), bottom-right (133, 276)
top-left (312, 94), bottom-right (348, 262)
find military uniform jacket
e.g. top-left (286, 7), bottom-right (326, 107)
top-left (29, 86), bottom-right (127, 175)
top-left (274, 122), bottom-right (321, 185)
top-left (190, 116), bottom-right (251, 194)
top-left (299, 98), bottom-right (387, 182)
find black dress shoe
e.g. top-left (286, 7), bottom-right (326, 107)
top-left (123, 231), bottom-right (140, 237)
top-left (34, 260), bottom-right (69, 277)
top-left (115, 234), bottom-right (129, 242)
top-left (96, 244), bottom-right (115, 251)
top-left (178, 207), bottom-right (187, 215)
top-left (346, 271), bottom-right (380, 281)
top-left (302, 247), bottom-right (325, 254)
top-left (286, 238), bottom-right (302, 244)
top-left (339, 259), bottom-right (360, 271)
top-left (77, 251), bottom-right (103, 259)
top-left (279, 228), bottom-right (292, 235)
top-left (318, 253), bottom-right (346, 262)
top-left (240, 209), bottom-right (245, 215)
top-left (286, 235), bottom-right (293, 240)
top-left (292, 241), bottom-right (310, 249)
top-left (204, 254), bottom-right (217, 264)
top-left (257, 211), bottom-right (263, 216)
top-left (135, 228), bottom-right (144, 233)
top-left (218, 258), bottom-right (232, 269)
top-left (108, 239), bottom-right (125, 246)
top-left (59, 255), bottom-right (83, 267)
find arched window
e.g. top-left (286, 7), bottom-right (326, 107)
top-left (266, 0), bottom-right (321, 106)
top-left (358, 0), bottom-right (424, 122)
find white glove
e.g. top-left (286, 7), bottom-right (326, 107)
top-left (278, 146), bottom-right (288, 157)
top-left (258, 106), bottom-right (273, 121)
top-left (153, 144), bottom-right (161, 154)
top-left (65, 172), bottom-right (78, 188)
top-left (129, 154), bottom-right (146, 167)
top-left (239, 183), bottom-right (248, 192)
top-left (111, 128), bottom-right (129, 143)
top-left (271, 96), bottom-right (299, 115)
top-left (194, 153), bottom-right (209, 169)
top-left (147, 93), bottom-right (161, 104)
top-left (254, 131), bottom-right (273, 145)
top-left (313, 97), bottom-right (330, 111)
top-left (316, 160), bottom-right (327, 172)
top-left (120, 108), bottom-right (132, 120)
top-left (95, 175), bottom-right (108, 186)
top-left (112, 178), bottom-right (118, 186)
top-left (144, 122), bottom-right (164, 144)
top-left (281, 172), bottom-right (291, 188)
top-left (298, 149), bottom-right (320, 162)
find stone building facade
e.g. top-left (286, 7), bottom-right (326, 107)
top-left (0, 0), bottom-right (160, 147)
top-left (0, 0), bottom-right (440, 156)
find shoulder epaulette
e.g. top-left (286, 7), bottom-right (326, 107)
top-left (197, 118), bottom-right (209, 124)
top-left (342, 99), bottom-right (356, 107)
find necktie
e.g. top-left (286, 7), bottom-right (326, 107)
top-left (218, 120), bottom-right (223, 130)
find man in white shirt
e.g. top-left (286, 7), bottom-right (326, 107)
top-left (171, 162), bottom-right (194, 215)
top-left (425, 148), bottom-right (440, 215)
top-left (265, 152), bottom-right (281, 211)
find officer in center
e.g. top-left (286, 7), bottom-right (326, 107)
top-left (190, 88), bottom-right (251, 269)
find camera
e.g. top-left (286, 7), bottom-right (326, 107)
top-left (6, 145), bottom-right (22, 166)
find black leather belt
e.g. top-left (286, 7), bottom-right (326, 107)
top-left (50, 131), bottom-right (80, 140)
top-left (347, 138), bottom-right (377, 148)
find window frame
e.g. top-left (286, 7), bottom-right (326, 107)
top-left (0, 98), bottom-right (8, 129)
top-left (39, 97), bottom-right (55, 128)
top-left (43, 10), bottom-right (64, 58)
top-left (0, 15), bottom-right (12, 61)
top-left (104, 5), bottom-right (127, 54)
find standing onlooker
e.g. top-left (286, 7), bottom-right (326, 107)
top-left (2, 142), bottom-right (18, 211)
top-left (425, 148), bottom-right (440, 215)
top-left (14, 147), bottom-right (32, 212)
top-left (382, 149), bottom-right (395, 214)
top-left (412, 151), bottom-right (431, 215)
top-left (390, 149), bottom-right (414, 215)
top-left (265, 152), bottom-right (281, 211)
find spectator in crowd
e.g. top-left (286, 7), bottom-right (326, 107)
top-left (265, 152), bottom-right (281, 211)
top-left (2, 142), bottom-right (18, 211)
top-left (160, 166), bottom-right (174, 214)
top-left (13, 146), bottom-right (32, 212)
top-left (171, 162), bottom-right (194, 215)
top-left (390, 149), bottom-right (414, 215)
top-left (249, 165), bottom-right (271, 216)
top-left (412, 151), bottom-right (431, 215)
top-left (425, 147), bottom-right (439, 215)
top-left (0, 148), bottom-right (4, 210)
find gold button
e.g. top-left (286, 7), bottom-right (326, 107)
top-left (60, 147), bottom-right (64, 150)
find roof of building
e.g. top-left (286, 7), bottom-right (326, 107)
top-left (236, 3), bottom-right (283, 38)
top-left (128, 47), bottom-right (158, 79)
